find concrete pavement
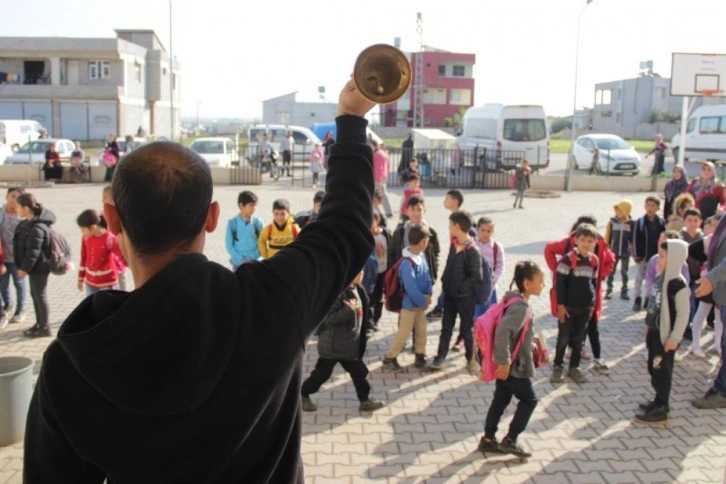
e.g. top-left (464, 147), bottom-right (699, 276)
top-left (0, 182), bottom-right (724, 483)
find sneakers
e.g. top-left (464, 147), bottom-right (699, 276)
top-left (632, 296), bottom-right (642, 311)
top-left (467, 358), bottom-right (480, 376)
top-left (549, 366), bottom-right (565, 384)
top-left (592, 359), bottom-right (610, 375)
top-left (359, 399), bottom-right (385, 412)
top-left (580, 346), bottom-right (592, 360)
top-left (382, 357), bottom-right (404, 373)
top-left (691, 349), bottom-right (706, 359)
top-left (10, 311), bottom-right (26, 324)
top-left (620, 291), bottom-right (630, 301)
top-left (477, 436), bottom-right (505, 455)
top-left (634, 406), bottom-right (669, 425)
top-left (427, 356), bottom-right (444, 371)
top-left (301, 395), bottom-right (317, 412)
top-left (691, 389), bottom-right (726, 409)
top-left (568, 368), bottom-right (588, 384)
top-left (499, 437), bottom-right (531, 458)
top-left (451, 336), bottom-right (464, 352)
top-left (23, 325), bottom-right (51, 338)
top-left (426, 309), bottom-right (443, 320)
top-left (604, 289), bottom-right (613, 300)
top-left (414, 354), bottom-right (428, 369)
top-left (0, 313), bottom-right (7, 330)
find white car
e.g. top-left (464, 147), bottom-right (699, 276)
top-left (189, 137), bottom-right (238, 167)
top-left (571, 134), bottom-right (641, 175)
top-left (5, 139), bottom-right (75, 165)
top-left (0, 143), bottom-right (12, 164)
top-left (247, 124), bottom-right (321, 160)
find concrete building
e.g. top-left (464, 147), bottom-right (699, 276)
top-left (383, 46), bottom-right (476, 128)
top-left (262, 92), bottom-right (338, 127)
top-left (0, 29), bottom-right (180, 141)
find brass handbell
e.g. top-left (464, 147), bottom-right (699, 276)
top-left (353, 44), bottom-right (411, 104)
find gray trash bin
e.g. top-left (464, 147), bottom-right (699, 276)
top-left (0, 356), bottom-right (34, 446)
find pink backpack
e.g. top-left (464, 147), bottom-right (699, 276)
top-left (473, 296), bottom-right (531, 382)
top-left (509, 172), bottom-right (517, 189)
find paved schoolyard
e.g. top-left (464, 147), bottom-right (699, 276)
top-left (0, 181), bottom-right (724, 483)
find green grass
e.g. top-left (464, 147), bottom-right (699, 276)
top-left (549, 138), bottom-right (654, 154)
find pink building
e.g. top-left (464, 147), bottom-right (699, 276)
top-left (383, 47), bottom-right (476, 128)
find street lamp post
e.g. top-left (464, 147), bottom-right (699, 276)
top-left (565, 0), bottom-right (593, 192)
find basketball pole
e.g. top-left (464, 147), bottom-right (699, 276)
top-left (678, 97), bottom-right (688, 166)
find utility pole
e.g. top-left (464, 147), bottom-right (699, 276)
top-left (413, 12), bottom-right (424, 128)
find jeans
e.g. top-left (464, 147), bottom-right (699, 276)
top-left (607, 256), bottom-right (630, 293)
top-left (585, 316), bottom-right (602, 360)
top-left (85, 284), bottom-right (118, 296)
top-left (646, 328), bottom-right (676, 406)
top-left (29, 271), bottom-right (49, 329)
top-left (633, 260), bottom-right (648, 300)
top-left (553, 306), bottom-right (591, 369)
top-left (513, 189), bottom-right (525, 207)
top-left (432, 292), bottom-right (445, 313)
top-left (374, 181), bottom-right (393, 216)
top-left (474, 291), bottom-right (498, 320)
top-left (437, 294), bottom-right (476, 361)
top-left (301, 357), bottom-right (370, 402)
top-left (713, 306), bottom-right (726, 393)
top-left (484, 376), bottom-right (538, 442)
top-left (0, 262), bottom-right (27, 314)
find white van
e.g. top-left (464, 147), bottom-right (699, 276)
top-left (0, 120), bottom-right (44, 150)
top-left (457, 104), bottom-right (550, 170)
top-left (671, 104), bottom-right (726, 162)
top-left (246, 124), bottom-right (321, 161)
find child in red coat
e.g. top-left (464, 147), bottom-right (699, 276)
top-left (544, 215), bottom-right (616, 375)
top-left (77, 209), bottom-right (122, 296)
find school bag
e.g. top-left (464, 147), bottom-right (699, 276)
top-left (509, 171), bottom-right (517, 189)
top-left (228, 217), bottom-right (261, 243)
top-left (42, 226), bottom-right (73, 276)
top-left (268, 223), bottom-right (299, 239)
top-left (473, 296), bottom-right (531, 383)
top-left (464, 241), bottom-right (493, 306)
top-left (384, 256), bottom-right (414, 313)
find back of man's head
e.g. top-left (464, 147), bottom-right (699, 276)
top-left (112, 141), bottom-right (213, 256)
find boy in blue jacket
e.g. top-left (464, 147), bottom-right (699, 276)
top-left (225, 191), bottom-right (264, 269)
top-left (382, 225), bottom-right (433, 371)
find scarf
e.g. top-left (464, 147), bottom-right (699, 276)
top-left (708, 214), bottom-right (726, 270)
top-left (665, 166), bottom-right (689, 200)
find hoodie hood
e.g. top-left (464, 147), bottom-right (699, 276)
top-left (613, 200), bottom-right (632, 219)
top-left (32, 208), bottom-right (56, 226)
top-left (56, 253), bottom-right (241, 417)
top-left (660, 239), bottom-right (688, 344)
top-left (402, 246), bottom-right (424, 265)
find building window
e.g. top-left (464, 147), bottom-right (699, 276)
top-left (438, 64), bottom-right (446, 76)
top-left (595, 89), bottom-right (612, 105)
top-left (601, 110), bottom-right (612, 118)
top-left (89, 60), bottom-right (110, 80)
top-left (422, 88), bottom-right (446, 105)
top-left (449, 88), bottom-right (471, 105)
top-left (452, 65), bottom-right (466, 77)
top-left (134, 61), bottom-right (142, 83)
top-left (656, 87), bottom-right (666, 99)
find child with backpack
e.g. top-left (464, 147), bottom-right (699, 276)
top-left (381, 225), bottom-right (433, 372)
top-left (258, 199), bottom-right (300, 259)
top-left (477, 260), bottom-right (545, 458)
top-left (77, 209), bottom-right (121, 295)
top-left (14, 193), bottom-right (56, 338)
top-left (225, 191), bottom-right (264, 269)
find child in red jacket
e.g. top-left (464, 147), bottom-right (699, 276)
top-left (544, 215), bottom-right (615, 375)
top-left (77, 209), bottom-right (121, 295)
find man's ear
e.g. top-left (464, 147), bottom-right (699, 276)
top-left (206, 201), bottom-right (220, 233)
top-left (104, 202), bottom-right (122, 236)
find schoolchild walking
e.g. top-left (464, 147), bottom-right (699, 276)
top-left (77, 210), bottom-right (120, 295)
top-left (478, 260), bottom-right (545, 458)
top-left (301, 270), bottom-right (385, 413)
top-left (604, 200), bottom-right (635, 300)
top-left (635, 239), bottom-right (690, 425)
top-left (309, 143), bottom-right (323, 188)
top-left (632, 196), bottom-right (667, 311)
top-left (370, 211), bottom-right (390, 329)
top-left (0, 187), bottom-right (27, 325)
top-left (513, 160), bottom-right (531, 209)
top-left (225, 191), bottom-right (264, 269)
top-left (550, 223), bottom-right (600, 384)
top-left (382, 225), bottom-right (433, 372)
top-left (14, 193), bottom-right (55, 338)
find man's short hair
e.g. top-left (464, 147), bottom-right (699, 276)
top-left (574, 223), bottom-right (598, 239)
top-left (407, 195), bottom-right (425, 209)
top-left (407, 224), bottom-right (431, 246)
top-left (449, 210), bottom-right (473, 233)
top-left (112, 141), bottom-right (213, 256)
top-left (645, 195), bottom-right (661, 206)
top-left (273, 199), bottom-right (290, 212)
top-left (683, 208), bottom-right (702, 220)
top-left (313, 191), bottom-right (326, 204)
top-left (238, 191), bottom-right (258, 206)
top-left (446, 189), bottom-right (464, 208)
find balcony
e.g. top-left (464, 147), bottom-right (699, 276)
top-left (0, 84), bottom-right (121, 100)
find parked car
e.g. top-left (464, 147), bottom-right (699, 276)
top-left (246, 124), bottom-right (321, 160)
top-left (671, 104), bottom-right (726, 162)
top-left (189, 137), bottom-right (238, 167)
top-left (5, 139), bottom-right (75, 165)
top-left (0, 143), bottom-right (12, 164)
top-left (570, 134), bottom-right (641, 175)
top-left (0, 119), bottom-right (45, 151)
top-left (115, 135), bottom-right (148, 154)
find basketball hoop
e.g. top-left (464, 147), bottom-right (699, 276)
top-left (700, 89), bottom-right (724, 97)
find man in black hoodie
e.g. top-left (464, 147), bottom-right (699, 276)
top-left (23, 80), bottom-right (375, 483)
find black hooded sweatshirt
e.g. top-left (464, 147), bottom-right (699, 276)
top-left (23, 116), bottom-right (374, 484)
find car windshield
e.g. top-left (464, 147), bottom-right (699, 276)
top-left (15, 142), bottom-right (49, 154)
top-left (594, 138), bottom-right (631, 150)
top-left (190, 141), bottom-right (224, 154)
top-left (503, 119), bottom-right (547, 142)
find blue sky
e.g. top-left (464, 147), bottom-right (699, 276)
top-left (4, 0), bottom-right (724, 119)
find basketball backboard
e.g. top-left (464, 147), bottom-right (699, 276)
top-left (670, 53), bottom-right (726, 97)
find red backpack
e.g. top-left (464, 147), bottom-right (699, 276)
top-left (384, 257), bottom-right (414, 313)
top-left (473, 296), bottom-right (531, 383)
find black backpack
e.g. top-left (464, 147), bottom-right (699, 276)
top-left (42, 226), bottom-right (73, 275)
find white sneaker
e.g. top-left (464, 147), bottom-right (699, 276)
top-left (692, 349), bottom-right (706, 358)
